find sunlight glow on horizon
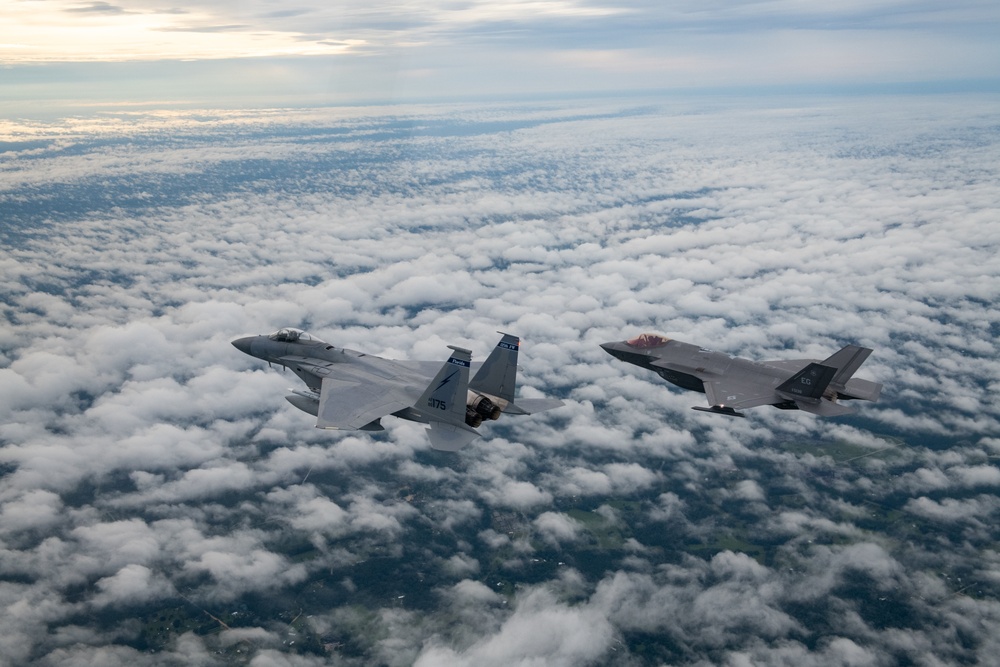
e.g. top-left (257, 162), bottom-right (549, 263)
top-left (2, 1), bottom-right (997, 109)
top-left (0, 0), bottom-right (629, 64)
top-left (0, 1), bottom-right (362, 63)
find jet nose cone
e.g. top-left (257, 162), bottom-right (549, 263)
top-left (231, 336), bottom-right (255, 355)
top-left (600, 342), bottom-right (626, 360)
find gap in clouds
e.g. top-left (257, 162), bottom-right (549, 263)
top-left (1, 94), bottom-right (999, 665)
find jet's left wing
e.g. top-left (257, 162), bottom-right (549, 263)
top-left (316, 377), bottom-right (412, 431)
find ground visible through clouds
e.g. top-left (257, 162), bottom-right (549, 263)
top-left (1, 94), bottom-right (999, 665)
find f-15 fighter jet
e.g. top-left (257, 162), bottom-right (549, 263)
top-left (233, 328), bottom-right (563, 450)
top-left (601, 333), bottom-right (882, 418)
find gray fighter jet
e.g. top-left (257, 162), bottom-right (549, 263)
top-left (232, 328), bottom-right (563, 450)
top-left (601, 333), bottom-right (882, 417)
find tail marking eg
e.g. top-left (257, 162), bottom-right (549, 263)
top-left (776, 363), bottom-right (838, 403)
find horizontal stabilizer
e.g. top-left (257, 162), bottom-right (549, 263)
top-left (796, 400), bottom-right (858, 417)
top-left (426, 422), bottom-right (479, 451)
top-left (503, 398), bottom-right (565, 415)
top-left (843, 378), bottom-right (883, 402)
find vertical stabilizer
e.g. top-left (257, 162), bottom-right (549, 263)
top-left (470, 333), bottom-right (519, 401)
top-left (821, 345), bottom-right (873, 388)
top-left (418, 346), bottom-right (473, 424)
top-left (776, 363), bottom-right (838, 403)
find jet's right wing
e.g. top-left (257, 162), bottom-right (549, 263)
top-left (318, 345), bottom-right (482, 450)
top-left (702, 378), bottom-right (780, 414)
top-left (316, 377), bottom-right (412, 431)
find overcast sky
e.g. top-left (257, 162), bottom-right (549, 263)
top-left (2, 0), bottom-right (1000, 112)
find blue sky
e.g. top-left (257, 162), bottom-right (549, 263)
top-left (3, 0), bottom-right (1000, 112)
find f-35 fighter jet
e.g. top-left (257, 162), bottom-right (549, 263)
top-left (233, 328), bottom-right (563, 450)
top-left (601, 333), bottom-right (882, 418)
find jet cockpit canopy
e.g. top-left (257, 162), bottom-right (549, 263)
top-left (268, 327), bottom-right (323, 343)
top-left (625, 333), bottom-right (671, 349)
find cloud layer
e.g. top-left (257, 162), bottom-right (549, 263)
top-left (1, 94), bottom-right (999, 664)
